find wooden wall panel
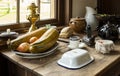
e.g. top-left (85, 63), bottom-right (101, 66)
top-left (98, 0), bottom-right (120, 15)
top-left (0, 54), bottom-right (9, 76)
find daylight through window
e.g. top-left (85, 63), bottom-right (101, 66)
top-left (0, 0), bottom-right (56, 25)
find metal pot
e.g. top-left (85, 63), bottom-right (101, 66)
top-left (98, 22), bottom-right (119, 40)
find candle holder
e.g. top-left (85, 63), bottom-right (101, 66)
top-left (27, 3), bottom-right (39, 33)
top-left (83, 25), bottom-right (96, 46)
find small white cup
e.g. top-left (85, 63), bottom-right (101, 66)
top-left (68, 36), bottom-right (80, 49)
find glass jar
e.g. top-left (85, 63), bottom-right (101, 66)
top-left (68, 36), bottom-right (80, 49)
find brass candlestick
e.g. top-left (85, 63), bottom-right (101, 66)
top-left (27, 3), bottom-right (39, 33)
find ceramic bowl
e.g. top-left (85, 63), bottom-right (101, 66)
top-left (69, 17), bottom-right (86, 33)
top-left (95, 40), bottom-right (114, 54)
top-left (57, 49), bottom-right (94, 69)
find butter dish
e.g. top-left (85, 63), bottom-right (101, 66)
top-left (57, 49), bottom-right (94, 69)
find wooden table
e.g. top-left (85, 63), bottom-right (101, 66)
top-left (0, 41), bottom-right (120, 76)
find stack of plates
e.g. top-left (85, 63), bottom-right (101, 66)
top-left (12, 43), bottom-right (59, 59)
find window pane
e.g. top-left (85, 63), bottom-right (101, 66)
top-left (20, 0), bottom-right (37, 23)
top-left (40, 0), bottom-right (55, 20)
top-left (0, 0), bottom-right (16, 25)
top-left (0, 0), bottom-right (56, 25)
top-left (20, 0), bottom-right (56, 22)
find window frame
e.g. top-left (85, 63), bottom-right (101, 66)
top-left (0, 0), bottom-right (72, 32)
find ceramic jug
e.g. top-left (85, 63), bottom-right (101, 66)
top-left (85, 6), bottom-right (99, 32)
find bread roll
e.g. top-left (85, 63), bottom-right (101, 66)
top-left (59, 27), bottom-right (73, 38)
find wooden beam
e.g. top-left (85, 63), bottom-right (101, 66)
top-left (64, 0), bottom-right (72, 25)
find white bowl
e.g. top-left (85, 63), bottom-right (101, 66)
top-left (57, 49), bottom-right (94, 69)
top-left (95, 40), bottom-right (114, 54)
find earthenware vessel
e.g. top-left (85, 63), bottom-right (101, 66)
top-left (69, 17), bottom-right (86, 33)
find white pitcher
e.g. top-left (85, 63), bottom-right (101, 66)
top-left (85, 6), bottom-right (99, 32)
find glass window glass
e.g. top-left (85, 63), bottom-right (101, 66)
top-left (20, 0), bottom-right (37, 23)
top-left (40, 0), bottom-right (55, 20)
top-left (0, 0), bottom-right (56, 25)
top-left (0, 0), bottom-right (16, 25)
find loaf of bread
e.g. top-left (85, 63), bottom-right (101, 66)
top-left (59, 26), bottom-right (73, 38)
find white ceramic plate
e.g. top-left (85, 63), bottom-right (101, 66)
top-left (15, 49), bottom-right (57, 59)
top-left (12, 43), bottom-right (59, 58)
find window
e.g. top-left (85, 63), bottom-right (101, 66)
top-left (0, 0), bottom-right (16, 25)
top-left (0, 0), bottom-right (56, 26)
